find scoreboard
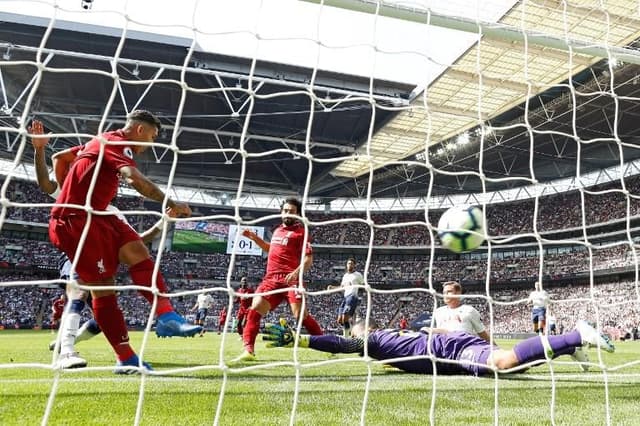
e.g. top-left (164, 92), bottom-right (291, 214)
top-left (226, 225), bottom-right (265, 256)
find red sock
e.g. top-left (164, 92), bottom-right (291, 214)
top-left (92, 294), bottom-right (135, 361)
top-left (237, 317), bottom-right (244, 336)
top-left (242, 309), bottom-right (262, 353)
top-left (302, 314), bottom-right (323, 335)
top-left (129, 258), bottom-right (173, 316)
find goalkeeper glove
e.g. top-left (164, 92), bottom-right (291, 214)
top-left (263, 323), bottom-right (295, 347)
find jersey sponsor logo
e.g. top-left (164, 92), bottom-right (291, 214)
top-left (272, 233), bottom-right (291, 246)
top-left (123, 147), bottom-right (134, 159)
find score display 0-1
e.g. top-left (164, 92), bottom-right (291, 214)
top-left (226, 225), bottom-right (266, 256)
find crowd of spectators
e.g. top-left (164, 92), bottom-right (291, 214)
top-left (6, 175), bottom-right (640, 245)
top-left (2, 272), bottom-right (639, 340)
top-left (2, 176), bottom-right (640, 338)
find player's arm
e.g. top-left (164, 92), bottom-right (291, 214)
top-left (242, 229), bottom-right (270, 252)
top-left (285, 253), bottom-right (313, 284)
top-left (52, 147), bottom-right (79, 188)
top-left (477, 330), bottom-right (491, 341)
top-left (263, 323), bottom-right (365, 354)
top-left (470, 308), bottom-right (491, 341)
top-left (138, 207), bottom-right (180, 244)
top-left (326, 278), bottom-right (342, 290)
top-left (29, 120), bottom-right (58, 194)
top-left (139, 220), bottom-right (164, 244)
top-left (418, 327), bottom-right (449, 334)
top-left (118, 165), bottom-right (191, 218)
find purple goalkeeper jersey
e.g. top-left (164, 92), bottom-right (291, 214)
top-left (308, 329), bottom-right (495, 376)
top-left (366, 330), bottom-right (495, 376)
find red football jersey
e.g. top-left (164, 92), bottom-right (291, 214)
top-left (236, 287), bottom-right (254, 310)
top-left (52, 297), bottom-right (65, 315)
top-left (265, 222), bottom-right (312, 279)
top-left (52, 130), bottom-right (137, 217)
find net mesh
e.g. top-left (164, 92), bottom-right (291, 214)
top-left (1, 0), bottom-right (640, 425)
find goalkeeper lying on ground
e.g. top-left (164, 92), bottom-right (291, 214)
top-left (263, 319), bottom-right (614, 376)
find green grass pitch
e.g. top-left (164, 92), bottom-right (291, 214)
top-left (171, 229), bottom-right (226, 254)
top-left (1, 330), bottom-right (639, 425)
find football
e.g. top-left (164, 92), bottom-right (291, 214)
top-left (437, 205), bottom-right (485, 253)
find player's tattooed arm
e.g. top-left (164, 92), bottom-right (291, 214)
top-left (51, 148), bottom-right (77, 188)
top-left (29, 120), bottom-right (58, 195)
top-left (119, 165), bottom-right (191, 218)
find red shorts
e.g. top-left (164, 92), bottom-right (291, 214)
top-left (256, 277), bottom-right (304, 311)
top-left (236, 306), bottom-right (248, 319)
top-left (49, 214), bottom-right (140, 282)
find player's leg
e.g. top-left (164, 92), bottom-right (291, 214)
top-left (84, 218), bottom-right (152, 372)
top-left (199, 310), bottom-right (207, 336)
top-left (531, 310), bottom-right (539, 334)
top-left (236, 311), bottom-right (245, 336)
top-left (342, 295), bottom-right (359, 337)
top-left (54, 283), bottom-right (90, 368)
top-left (75, 318), bottom-right (101, 343)
top-left (538, 309), bottom-right (546, 335)
top-left (336, 299), bottom-right (347, 336)
top-left (342, 314), bottom-right (352, 338)
top-left (50, 311), bottom-right (61, 333)
top-left (289, 292), bottom-right (323, 336)
top-left (50, 254), bottom-right (98, 357)
top-left (48, 216), bottom-right (141, 371)
top-left (491, 321), bottom-right (615, 371)
top-left (118, 233), bottom-right (201, 338)
top-left (233, 282), bottom-right (280, 361)
top-left (194, 309), bottom-right (205, 336)
top-left (87, 281), bottom-right (149, 372)
top-left (75, 291), bottom-right (101, 344)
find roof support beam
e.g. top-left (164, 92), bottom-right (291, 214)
top-left (444, 69), bottom-right (529, 92)
top-left (302, 0), bottom-right (640, 65)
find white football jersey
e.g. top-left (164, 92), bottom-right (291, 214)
top-left (433, 304), bottom-right (486, 336)
top-left (529, 290), bottom-right (549, 308)
top-left (340, 271), bottom-right (364, 298)
top-left (197, 293), bottom-right (214, 310)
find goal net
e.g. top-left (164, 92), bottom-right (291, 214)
top-left (1, 0), bottom-right (640, 425)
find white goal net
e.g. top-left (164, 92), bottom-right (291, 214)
top-left (1, 0), bottom-right (640, 425)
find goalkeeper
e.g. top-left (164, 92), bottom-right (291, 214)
top-left (263, 319), bottom-right (614, 376)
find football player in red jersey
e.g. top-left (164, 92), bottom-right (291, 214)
top-left (50, 294), bottom-right (66, 331)
top-left (235, 277), bottom-right (254, 336)
top-left (48, 110), bottom-right (200, 373)
top-left (232, 198), bottom-right (323, 362)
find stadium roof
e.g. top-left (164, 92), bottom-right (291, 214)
top-left (1, 0), bottom-right (640, 211)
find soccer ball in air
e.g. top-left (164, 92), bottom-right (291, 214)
top-left (437, 206), bottom-right (484, 253)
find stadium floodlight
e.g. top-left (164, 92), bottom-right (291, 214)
top-left (456, 132), bottom-right (470, 145)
